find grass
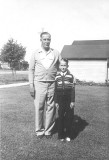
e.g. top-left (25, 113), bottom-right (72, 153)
top-left (0, 74), bottom-right (28, 85)
top-left (0, 85), bottom-right (109, 160)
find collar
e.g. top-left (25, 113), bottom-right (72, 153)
top-left (60, 71), bottom-right (67, 76)
top-left (38, 47), bottom-right (53, 54)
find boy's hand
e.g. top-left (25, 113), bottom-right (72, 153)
top-left (55, 103), bottom-right (59, 109)
top-left (30, 84), bottom-right (35, 98)
top-left (70, 102), bottom-right (75, 109)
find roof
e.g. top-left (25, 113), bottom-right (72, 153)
top-left (61, 40), bottom-right (109, 60)
top-left (72, 40), bottom-right (109, 45)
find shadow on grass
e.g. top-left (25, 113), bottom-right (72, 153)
top-left (71, 115), bottom-right (89, 140)
top-left (53, 114), bottom-right (89, 140)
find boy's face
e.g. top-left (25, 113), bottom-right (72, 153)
top-left (59, 60), bottom-right (68, 73)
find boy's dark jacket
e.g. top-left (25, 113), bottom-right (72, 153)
top-left (55, 70), bottom-right (75, 103)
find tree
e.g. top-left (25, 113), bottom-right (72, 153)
top-left (0, 38), bottom-right (26, 73)
top-left (21, 60), bottom-right (29, 70)
top-left (22, 61), bottom-right (29, 70)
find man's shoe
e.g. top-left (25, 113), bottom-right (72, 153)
top-left (45, 135), bottom-right (52, 139)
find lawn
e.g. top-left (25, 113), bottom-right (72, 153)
top-left (0, 85), bottom-right (109, 160)
top-left (0, 72), bottom-right (28, 85)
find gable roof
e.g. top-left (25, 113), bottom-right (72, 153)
top-left (73, 40), bottom-right (109, 45)
top-left (61, 40), bottom-right (109, 60)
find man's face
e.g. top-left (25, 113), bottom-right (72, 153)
top-left (59, 61), bottom-right (68, 73)
top-left (40, 34), bottom-right (51, 50)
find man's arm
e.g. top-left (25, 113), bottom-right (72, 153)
top-left (29, 52), bottom-right (35, 84)
top-left (29, 83), bottom-right (35, 98)
top-left (29, 52), bottom-right (35, 98)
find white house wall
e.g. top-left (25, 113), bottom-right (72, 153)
top-left (68, 60), bottom-right (108, 83)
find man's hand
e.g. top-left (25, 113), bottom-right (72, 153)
top-left (70, 102), bottom-right (75, 109)
top-left (55, 103), bottom-right (59, 109)
top-left (30, 84), bottom-right (35, 98)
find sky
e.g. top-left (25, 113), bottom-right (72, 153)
top-left (0, 0), bottom-right (109, 62)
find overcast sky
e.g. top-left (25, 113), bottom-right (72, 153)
top-left (0, 0), bottom-right (109, 61)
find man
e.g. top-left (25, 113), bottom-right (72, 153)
top-left (29, 32), bottom-right (61, 138)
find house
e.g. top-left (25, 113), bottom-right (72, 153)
top-left (61, 40), bottom-right (109, 83)
top-left (0, 61), bottom-right (10, 69)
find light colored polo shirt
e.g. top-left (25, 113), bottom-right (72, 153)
top-left (39, 48), bottom-right (55, 69)
top-left (29, 47), bottom-right (61, 84)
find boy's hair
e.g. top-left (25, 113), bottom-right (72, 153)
top-left (60, 58), bottom-right (69, 65)
top-left (40, 32), bottom-right (51, 38)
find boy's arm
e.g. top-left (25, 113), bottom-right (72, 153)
top-left (70, 75), bottom-right (76, 108)
top-left (70, 86), bottom-right (75, 108)
top-left (54, 79), bottom-right (58, 103)
top-left (71, 84), bottom-right (75, 102)
top-left (70, 102), bottom-right (75, 108)
top-left (54, 79), bottom-right (59, 109)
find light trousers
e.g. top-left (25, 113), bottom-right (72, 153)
top-left (34, 81), bottom-right (56, 136)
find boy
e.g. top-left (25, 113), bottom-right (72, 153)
top-left (55, 59), bottom-right (75, 142)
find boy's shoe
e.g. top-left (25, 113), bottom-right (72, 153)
top-left (65, 137), bottom-right (71, 142)
top-left (60, 138), bottom-right (64, 142)
top-left (58, 136), bottom-right (65, 142)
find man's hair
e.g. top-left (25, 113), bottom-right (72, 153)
top-left (60, 58), bottom-right (69, 65)
top-left (40, 32), bottom-right (51, 38)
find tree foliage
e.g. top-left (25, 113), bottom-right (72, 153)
top-left (21, 60), bottom-right (29, 70)
top-left (14, 60), bottom-right (29, 70)
top-left (1, 38), bottom-right (26, 70)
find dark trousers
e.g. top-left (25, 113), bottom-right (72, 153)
top-left (57, 95), bottom-right (74, 139)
